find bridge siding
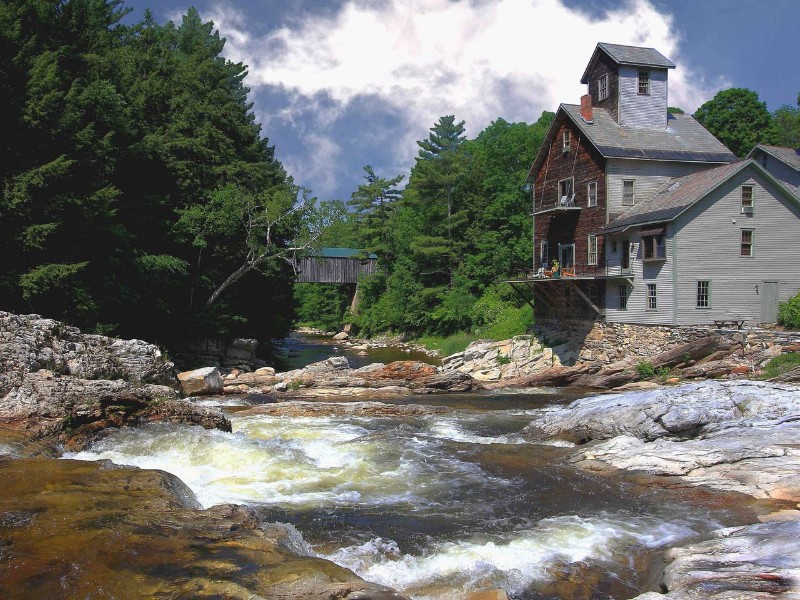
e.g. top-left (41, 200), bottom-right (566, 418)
top-left (295, 257), bottom-right (377, 284)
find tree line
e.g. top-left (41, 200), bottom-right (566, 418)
top-left (0, 0), bottom-right (324, 349)
top-left (2, 2), bottom-right (796, 352)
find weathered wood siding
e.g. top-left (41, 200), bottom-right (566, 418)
top-left (604, 223), bottom-right (675, 324)
top-left (753, 150), bottom-right (800, 197)
top-left (585, 52), bottom-right (619, 122)
top-left (618, 67), bottom-right (668, 129)
top-left (606, 159), bottom-right (715, 221)
top-left (295, 257), bottom-right (377, 284)
top-left (533, 120), bottom-right (607, 274)
top-left (673, 170), bottom-right (800, 325)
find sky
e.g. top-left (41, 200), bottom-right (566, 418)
top-left (121, 0), bottom-right (799, 203)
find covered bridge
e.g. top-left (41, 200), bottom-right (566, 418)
top-left (293, 247), bottom-right (378, 284)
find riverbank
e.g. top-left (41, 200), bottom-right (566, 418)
top-left (3, 312), bottom-right (800, 598)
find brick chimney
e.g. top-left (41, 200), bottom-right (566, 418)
top-left (580, 94), bottom-right (593, 123)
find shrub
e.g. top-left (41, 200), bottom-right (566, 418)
top-left (417, 332), bottom-right (478, 356)
top-left (760, 353), bottom-right (800, 379)
top-left (779, 292), bottom-right (800, 329)
top-left (636, 360), bottom-right (655, 379)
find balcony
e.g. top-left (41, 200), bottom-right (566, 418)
top-left (508, 260), bottom-right (633, 282)
top-left (532, 194), bottom-right (581, 216)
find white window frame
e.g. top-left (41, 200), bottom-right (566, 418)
top-left (622, 179), bottom-right (635, 206)
top-left (558, 177), bottom-right (574, 205)
top-left (638, 71), bottom-right (650, 95)
top-left (646, 283), bottom-right (657, 310)
top-left (741, 185), bottom-right (754, 213)
top-left (587, 234), bottom-right (598, 266)
top-left (696, 280), bottom-right (711, 309)
top-left (587, 181), bottom-right (597, 207)
top-left (598, 74), bottom-right (609, 101)
top-left (740, 229), bottom-right (754, 257)
top-left (618, 284), bottom-right (628, 310)
top-left (562, 130), bottom-right (571, 153)
top-left (540, 240), bottom-right (549, 267)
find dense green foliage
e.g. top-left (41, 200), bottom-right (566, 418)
top-left (694, 87), bottom-right (800, 157)
top-left (293, 283), bottom-right (351, 332)
top-left (779, 291), bottom-right (800, 329)
top-left (304, 113), bottom-right (554, 339)
top-left (0, 1), bottom-right (313, 348)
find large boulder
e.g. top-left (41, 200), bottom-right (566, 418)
top-left (177, 366), bottom-right (224, 396)
top-left (0, 312), bottom-right (229, 450)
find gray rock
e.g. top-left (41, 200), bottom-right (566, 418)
top-left (632, 520), bottom-right (800, 599)
top-left (177, 367), bottom-right (224, 396)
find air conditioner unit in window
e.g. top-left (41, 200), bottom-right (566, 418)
top-left (741, 206), bottom-right (754, 214)
top-left (562, 145), bottom-right (569, 154)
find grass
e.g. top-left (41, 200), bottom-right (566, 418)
top-left (759, 352), bottom-right (800, 379)
top-left (416, 333), bottom-right (480, 356)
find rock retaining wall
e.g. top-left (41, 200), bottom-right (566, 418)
top-left (444, 318), bottom-right (800, 382)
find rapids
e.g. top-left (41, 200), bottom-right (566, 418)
top-left (64, 389), bottom-right (762, 600)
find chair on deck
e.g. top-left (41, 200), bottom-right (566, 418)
top-left (543, 269), bottom-right (553, 278)
top-left (561, 266), bottom-right (576, 277)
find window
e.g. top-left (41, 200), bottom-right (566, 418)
top-left (697, 280), bottom-right (710, 308)
top-left (741, 229), bottom-right (754, 257)
top-left (598, 74), bottom-right (609, 101)
top-left (562, 130), bottom-right (571, 153)
top-left (587, 181), bottom-right (597, 207)
top-left (741, 185), bottom-right (754, 213)
top-left (618, 285), bottom-right (628, 309)
top-left (558, 178), bottom-right (574, 205)
top-left (642, 229), bottom-right (666, 261)
top-left (622, 180), bottom-right (635, 205)
top-left (540, 240), bottom-right (549, 267)
top-left (621, 240), bottom-right (630, 270)
top-left (587, 234), bottom-right (598, 266)
top-left (647, 283), bottom-right (657, 310)
top-left (638, 71), bottom-right (650, 95)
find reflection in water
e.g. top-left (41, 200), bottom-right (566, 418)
top-left (273, 332), bottom-right (439, 371)
top-left (66, 391), bottom-right (757, 599)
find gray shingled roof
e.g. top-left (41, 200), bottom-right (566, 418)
top-left (602, 160), bottom-right (750, 233)
top-left (748, 144), bottom-right (800, 172)
top-left (581, 43), bottom-right (675, 83)
top-left (562, 104), bottom-right (737, 163)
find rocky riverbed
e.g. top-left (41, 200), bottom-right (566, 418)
top-left (3, 311), bottom-right (800, 599)
top-left (522, 379), bottom-right (800, 599)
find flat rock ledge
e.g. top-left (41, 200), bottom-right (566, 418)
top-left (213, 356), bottom-right (479, 398)
top-left (523, 379), bottom-right (800, 599)
top-left (0, 312), bottom-right (230, 451)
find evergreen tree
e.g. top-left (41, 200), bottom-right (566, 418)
top-left (347, 165), bottom-right (404, 258)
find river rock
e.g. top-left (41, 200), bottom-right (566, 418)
top-left (177, 366), bottom-right (224, 395)
top-left (333, 331), bottom-right (349, 340)
top-left (524, 380), bottom-right (800, 500)
top-left (0, 312), bottom-right (230, 450)
top-left (632, 519), bottom-right (800, 599)
top-left (0, 458), bottom-right (409, 600)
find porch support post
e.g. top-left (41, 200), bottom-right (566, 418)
top-left (567, 282), bottom-right (601, 315)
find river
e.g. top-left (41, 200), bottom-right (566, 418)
top-left (63, 336), bottom-right (761, 599)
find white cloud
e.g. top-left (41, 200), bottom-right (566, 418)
top-left (201, 0), bottom-right (728, 196)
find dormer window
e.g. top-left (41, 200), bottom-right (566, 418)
top-left (741, 185), bottom-right (754, 213)
top-left (641, 227), bottom-right (666, 261)
top-left (562, 131), bottom-right (571, 153)
top-left (598, 74), bottom-right (609, 101)
top-left (638, 71), bottom-right (650, 95)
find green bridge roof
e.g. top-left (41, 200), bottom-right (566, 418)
top-left (317, 247), bottom-right (378, 259)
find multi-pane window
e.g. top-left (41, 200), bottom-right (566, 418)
top-left (697, 280), bottom-right (710, 308)
top-left (587, 234), bottom-right (598, 266)
top-left (587, 181), bottom-right (597, 207)
top-left (741, 229), bottom-right (754, 256)
top-left (562, 130), bottom-right (571, 153)
top-left (638, 71), bottom-right (650, 95)
top-left (598, 74), bottom-right (609, 101)
top-left (741, 185), bottom-right (754, 213)
top-left (558, 178), bottom-right (574, 204)
top-left (618, 285), bottom-right (628, 309)
top-left (622, 180), bottom-right (635, 205)
top-left (540, 240), bottom-right (548, 267)
top-left (647, 283), bottom-right (657, 310)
